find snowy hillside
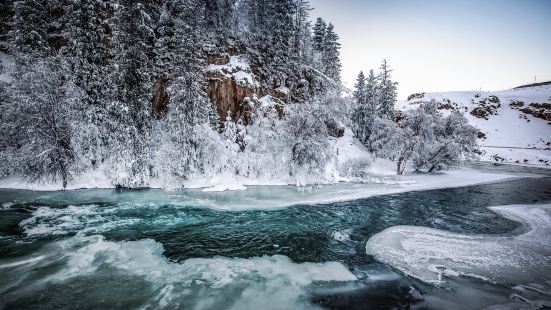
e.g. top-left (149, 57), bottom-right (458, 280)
top-left (400, 85), bottom-right (551, 167)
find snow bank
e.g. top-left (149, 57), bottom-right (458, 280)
top-left (400, 86), bottom-right (551, 168)
top-left (0, 235), bottom-right (356, 309)
top-left (0, 168), bottom-right (112, 191)
top-left (0, 51), bottom-right (14, 83)
top-left (366, 203), bottom-right (551, 284)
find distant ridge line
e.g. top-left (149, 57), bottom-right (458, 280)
top-left (514, 81), bottom-right (551, 89)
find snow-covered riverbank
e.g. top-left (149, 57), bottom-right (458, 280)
top-left (0, 165), bottom-right (538, 211)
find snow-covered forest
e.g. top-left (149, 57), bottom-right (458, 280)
top-left (0, 0), bottom-right (478, 189)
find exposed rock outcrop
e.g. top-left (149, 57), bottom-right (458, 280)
top-left (152, 78), bottom-right (170, 119)
top-left (470, 95), bottom-right (501, 119)
top-left (510, 100), bottom-right (551, 121)
top-left (407, 92), bottom-right (425, 101)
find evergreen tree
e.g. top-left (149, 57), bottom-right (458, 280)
top-left (10, 0), bottom-right (65, 60)
top-left (154, 0), bottom-right (221, 185)
top-left (107, 0), bottom-right (157, 187)
top-left (365, 69), bottom-right (379, 117)
top-left (312, 17), bottom-right (326, 53)
top-left (353, 71), bottom-right (366, 104)
top-left (293, 0), bottom-right (313, 60)
top-left (322, 23), bottom-right (341, 82)
top-left (267, 0), bottom-right (295, 65)
top-left (62, 0), bottom-right (113, 168)
top-left (378, 59), bottom-right (398, 119)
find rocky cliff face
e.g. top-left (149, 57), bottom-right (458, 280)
top-left (204, 45), bottom-right (335, 128)
top-left (205, 48), bottom-right (263, 126)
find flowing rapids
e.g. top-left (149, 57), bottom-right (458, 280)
top-left (1, 167), bottom-right (551, 309)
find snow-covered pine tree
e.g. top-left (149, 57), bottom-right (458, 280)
top-left (293, 0), bottom-right (313, 61)
top-left (312, 17), bottom-right (326, 53)
top-left (353, 71), bottom-right (367, 104)
top-left (62, 0), bottom-right (113, 169)
top-left (107, 0), bottom-right (157, 187)
top-left (223, 111), bottom-right (238, 144)
top-left (353, 71), bottom-right (368, 142)
top-left (205, 0), bottom-right (236, 37)
top-left (365, 69), bottom-right (380, 117)
top-left (353, 69), bottom-right (381, 146)
top-left (267, 0), bottom-right (295, 66)
top-left (378, 59), bottom-right (398, 119)
top-left (10, 0), bottom-right (66, 61)
top-left (322, 23), bottom-right (341, 83)
top-left (311, 17), bottom-right (326, 71)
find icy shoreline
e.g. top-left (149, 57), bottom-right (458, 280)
top-left (0, 166), bottom-right (539, 210)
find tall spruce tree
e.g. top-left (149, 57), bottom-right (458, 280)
top-left (62, 0), bottom-right (113, 168)
top-left (108, 0), bottom-right (157, 187)
top-left (353, 69), bottom-right (380, 146)
top-left (378, 59), bottom-right (398, 119)
top-left (312, 17), bottom-right (326, 53)
top-left (354, 71), bottom-right (367, 104)
top-left (322, 23), bottom-right (341, 82)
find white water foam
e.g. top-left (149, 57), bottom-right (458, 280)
top-left (366, 204), bottom-right (551, 285)
top-left (19, 205), bottom-right (141, 236)
top-left (1, 235), bottom-right (357, 309)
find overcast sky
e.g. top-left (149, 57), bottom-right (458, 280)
top-left (309, 0), bottom-right (551, 99)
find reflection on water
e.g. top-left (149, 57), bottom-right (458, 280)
top-left (0, 167), bottom-right (550, 309)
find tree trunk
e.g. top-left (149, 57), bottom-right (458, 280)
top-left (60, 163), bottom-right (68, 190)
top-left (396, 159), bottom-right (403, 175)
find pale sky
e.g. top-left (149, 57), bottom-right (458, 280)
top-left (309, 0), bottom-right (551, 99)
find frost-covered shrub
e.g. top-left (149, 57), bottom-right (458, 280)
top-left (0, 60), bottom-right (79, 188)
top-left (369, 101), bottom-right (478, 174)
top-left (287, 113), bottom-right (330, 183)
top-left (338, 158), bottom-right (373, 181)
top-left (413, 110), bottom-right (479, 172)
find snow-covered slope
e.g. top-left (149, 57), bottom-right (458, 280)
top-left (400, 85), bottom-right (551, 167)
top-left (0, 51), bottom-right (14, 83)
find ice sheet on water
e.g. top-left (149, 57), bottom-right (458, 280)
top-left (366, 204), bottom-right (551, 284)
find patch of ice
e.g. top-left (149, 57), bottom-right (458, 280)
top-left (332, 229), bottom-right (352, 242)
top-left (1, 202), bottom-right (15, 210)
top-left (366, 203), bottom-right (551, 284)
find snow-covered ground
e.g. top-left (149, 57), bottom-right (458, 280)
top-left (0, 51), bottom-right (14, 83)
top-left (399, 85), bottom-right (551, 167)
top-left (366, 203), bottom-right (551, 285)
